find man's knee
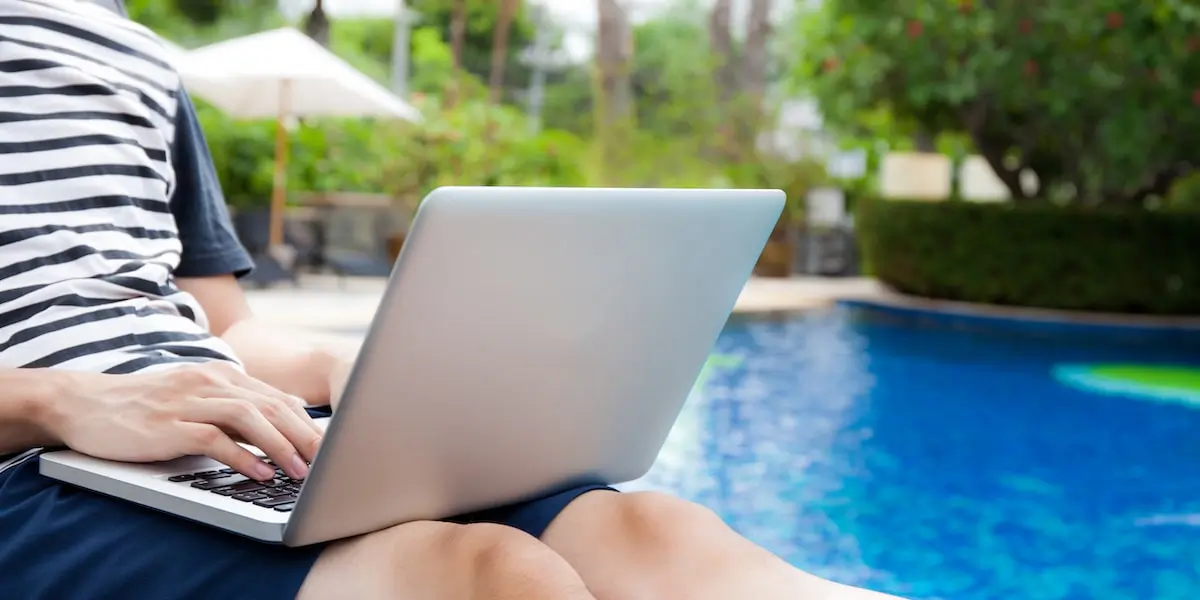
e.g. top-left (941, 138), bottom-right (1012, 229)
top-left (612, 492), bottom-right (727, 542)
top-left (303, 520), bottom-right (591, 600)
top-left (441, 523), bottom-right (592, 598)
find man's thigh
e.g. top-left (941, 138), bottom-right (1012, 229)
top-left (0, 455), bottom-right (613, 600)
top-left (0, 457), bottom-right (321, 600)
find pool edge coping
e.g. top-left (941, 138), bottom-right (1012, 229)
top-left (840, 293), bottom-right (1200, 332)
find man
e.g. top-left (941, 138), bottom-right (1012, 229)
top-left (0, 1), bottom-right (901, 598)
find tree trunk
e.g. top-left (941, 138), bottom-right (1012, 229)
top-left (736, 0), bottom-right (772, 152)
top-left (594, 0), bottom-right (634, 184)
top-left (1120, 161), bottom-right (1193, 207)
top-left (973, 133), bottom-right (1029, 202)
top-left (963, 99), bottom-right (1029, 202)
top-left (707, 0), bottom-right (735, 104)
top-left (707, 0), bottom-right (735, 159)
top-left (489, 0), bottom-right (520, 104)
top-left (304, 0), bottom-right (330, 47)
top-left (595, 0), bottom-right (633, 127)
top-left (446, 0), bottom-right (468, 108)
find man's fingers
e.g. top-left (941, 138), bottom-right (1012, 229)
top-left (226, 371), bottom-right (323, 435)
top-left (177, 422), bottom-right (275, 481)
top-left (252, 394), bottom-right (322, 465)
top-left (178, 397), bottom-right (306, 480)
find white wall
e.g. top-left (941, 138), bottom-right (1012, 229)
top-left (879, 153), bottom-right (953, 200)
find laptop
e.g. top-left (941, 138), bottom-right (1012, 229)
top-left (40, 186), bottom-right (785, 547)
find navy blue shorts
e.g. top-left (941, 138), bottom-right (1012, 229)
top-left (0, 456), bottom-right (614, 600)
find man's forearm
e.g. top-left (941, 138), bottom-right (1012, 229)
top-left (0, 368), bottom-right (69, 454)
top-left (219, 318), bottom-right (349, 408)
top-left (175, 275), bottom-right (352, 409)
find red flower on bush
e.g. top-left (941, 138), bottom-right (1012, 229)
top-left (1105, 12), bottom-right (1124, 29)
top-left (1019, 18), bottom-right (1033, 34)
top-left (1193, 89), bottom-right (1200, 107)
top-left (1023, 59), bottom-right (1038, 77)
top-left (822, 57), bottom-right (840, 72)
top-left (906, 20), bottom-right (924, 38)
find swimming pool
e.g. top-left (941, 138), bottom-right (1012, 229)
top-left (625, 304), bottom-right (1200, 599)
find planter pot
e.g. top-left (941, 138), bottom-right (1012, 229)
top-left (755, 240), bottom-right (794, 277)
top-left (754, 217), bottom-right (796, 277)
top-left (385, 231), bottom-right (407, 264)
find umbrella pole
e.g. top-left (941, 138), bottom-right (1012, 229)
top-left (268, 79), bottom-right (292, 249)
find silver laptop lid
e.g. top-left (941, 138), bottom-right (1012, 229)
top-left (287, 186), bottom-right (784, 545)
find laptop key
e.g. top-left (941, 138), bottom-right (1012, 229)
top-left (191, 475), bottom-right (250, 491)
top-left (231, 492), bottom-right (269, 502)
top-left (272, 503), bottom-right (296, 512)
top-left (167, 474), bottom-right (195, 482)
top-left (226, 481), bottom-right (267, 493)
top-left (253, 494), bottom-right (298, 508)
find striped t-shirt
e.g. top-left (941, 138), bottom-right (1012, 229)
top-left (0, 0), bottom-right (254, 473)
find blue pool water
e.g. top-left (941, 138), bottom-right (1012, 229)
top-left (625, 304), bottom-right (1200, 600)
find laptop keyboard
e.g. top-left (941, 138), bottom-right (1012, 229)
top-left (167, 461), bottom-right (304, 512)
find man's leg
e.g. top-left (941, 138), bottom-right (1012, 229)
top-left (298, 521), bottom-right (595, 600)
top-left (0, 457), bottom-right (594, 600)
top-left (542, 491), bottom-right (904, 599)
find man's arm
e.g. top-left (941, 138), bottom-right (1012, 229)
top-left (0, 369), bottom-right (66, 455)
top-left (176, 276), bottom-right (348, 407)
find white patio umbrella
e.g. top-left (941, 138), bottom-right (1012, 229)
top-left (159, 38), bottom-right (189, 70)
top-left (178, 28), bottom-right (421, 248)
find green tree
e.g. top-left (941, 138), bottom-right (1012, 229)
top-left (793, 0), bottom-right (1200, 205)
top-left (322, 4), bottom-right (550, 103)
top-left (542, 12), bottom-right (721, 141)
top-left (631, 14), bottom-right (721, 140)
top-left (412, 0), bottom-right (538, 93)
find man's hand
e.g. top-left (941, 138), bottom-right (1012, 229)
top-left (175, 274), bottom-right (357, 409)
top-left (42, 362), bottom-right (322, 481)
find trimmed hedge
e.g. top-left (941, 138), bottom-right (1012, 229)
top-left (856, 199), bottom-right (1200, 315)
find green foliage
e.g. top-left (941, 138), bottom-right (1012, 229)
top-left (132, 2), bottom-right (813, 211)
top-left (328, 19), bottom-right (396, 84)
top-left (629, 13), bottom-right (721, 140)
top-left (126, 0), bottom-right (283, 47)
top-left (540, 67), bottom-right (592, 135)
top-left (382, 97), bottom-right (588, 201)
top-left (856, 199), bottom-right (1200, 314)
top-left (543, 8), bottom-right (726, 142)
top-left (408, 26), bottom-right (466, 96)
top-left (793, 0), bottom-right (1200, 205)
top-left (545, 5), bottom-right (828, 195)
top-left (192, 101), bottom-right (275, 209)
top-left (193, 24), bottom-right (585, 208)
top-left (410, 0), bottom-right (539, 95)
top-left (1167, 171), bottom-right (1200, 209)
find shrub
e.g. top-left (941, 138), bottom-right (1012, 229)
top-left (856, 199), bottom-right (1200, 315)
